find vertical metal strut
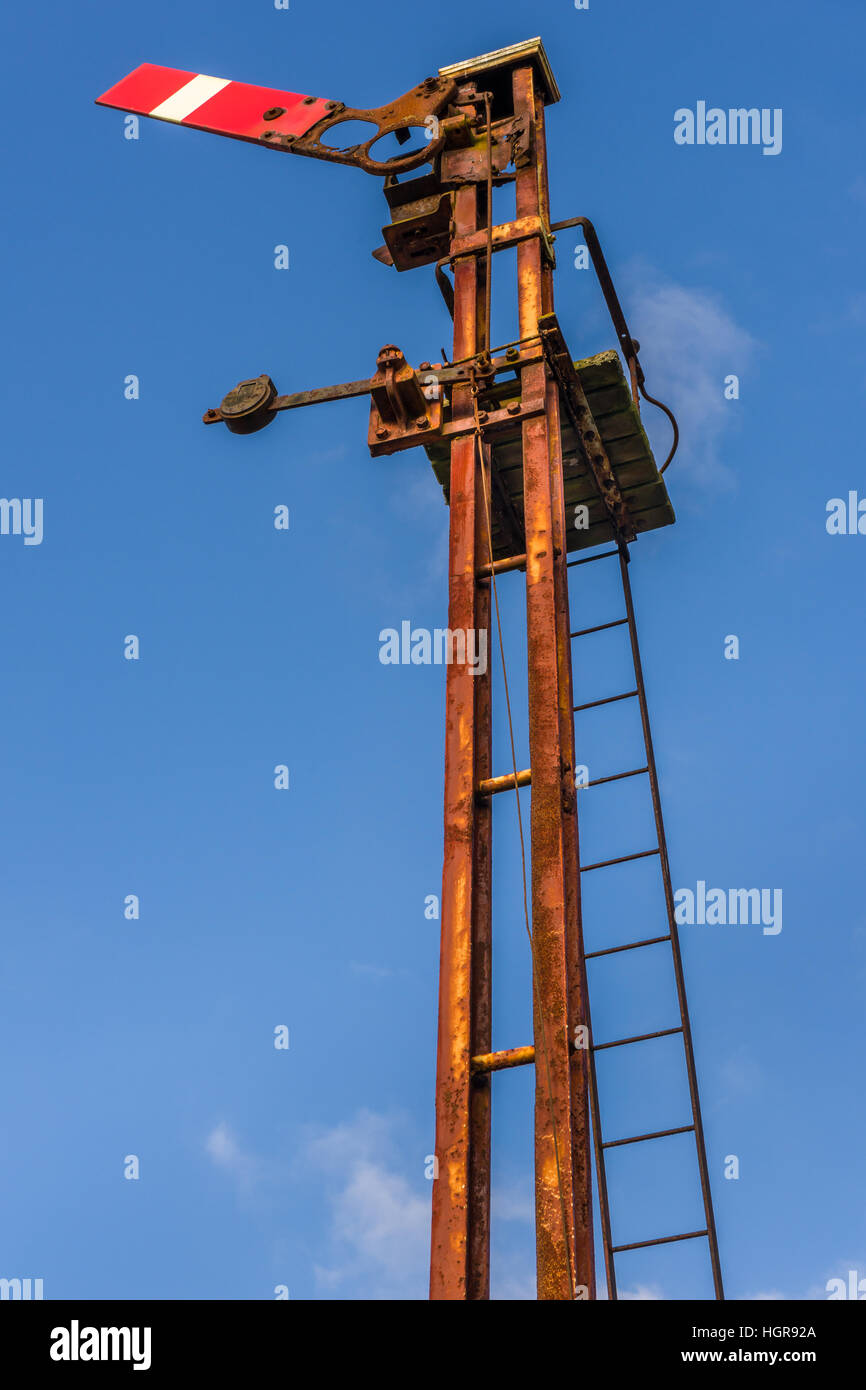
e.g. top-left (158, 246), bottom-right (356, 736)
top-left (431, 180), bottom-right (493, 1300)
top-left (431, 55), bottom-right (596, 1302)
top-left (512, 62), bottom-right (592, 1301)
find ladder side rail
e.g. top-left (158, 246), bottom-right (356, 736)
top-left (617, 550), bottom-right (725, 1300)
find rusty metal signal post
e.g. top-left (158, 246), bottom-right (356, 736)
top-left (97, 38), bottom-right (723, 1302)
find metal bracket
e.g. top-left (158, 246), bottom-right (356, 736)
top-left (439, 115), bottom-right (527, 185)
top-left (367, 345), bottom-right (443, 453)
top-left (277, 75), bottom-right (458, 176)
top-left (539, 313), bottom-right (636, 542)
top-left (449, 213), bottom-right (555, 267)
top-left (203, 342), bottom-right (548, 457)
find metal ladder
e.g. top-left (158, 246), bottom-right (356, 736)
top-left (568, 542), bottom-right (724, 1300)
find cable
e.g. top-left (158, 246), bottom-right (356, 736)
top-left (639, 383), bottom-right (679, 472)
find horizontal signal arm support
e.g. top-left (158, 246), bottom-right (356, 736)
top-left (96, 63), bottom-right (457, 176)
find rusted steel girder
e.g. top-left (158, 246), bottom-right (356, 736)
top-left (430, 180), bottom-right (492, 1300)
top-left (512, 61), bottom-right (595, 1301)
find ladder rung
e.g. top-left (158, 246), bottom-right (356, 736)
top-left (476, 768), bottom-right (531, 797)
top-left (593, 1025), bottom-right (682, 1052)
top-left (570, 617), bottom-right (628, 639)
top-left (585, 934), bottom-right (671, 961)
top-left (583, 766), bottom-right (648, 790)
top-left (477, 553), bottom-right (526, 579)
top-left (581, 847), bottom-right (659, 873)
top-left (602, 1124), bottom-right (695, 1151)
top-left (471, 1045), bottom-right (534, 1074)
top-left (567, 548), bottom-right (619, 568)
top-left (612, 1230), bottom-right (708, 1255)
top-left (574, 689), bottom-right (638, 713)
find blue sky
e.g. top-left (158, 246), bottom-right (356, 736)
top-left (0, 0), bottom-right (864, 1300)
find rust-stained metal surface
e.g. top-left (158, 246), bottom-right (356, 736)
top-left (468, 435), bottom-right (493, 1300)
top-left (475, 767), bottom-right (531, 798)
top-left (540, 313), bottom-right (636, 543)
top-left (471, 1045), bottom-right (536, 1075)
top-left (429, 182), bottom-right (488, 1301)
top-left (280, 75), bottom-right (458, 176)
top-left (512, 61), bottom-right (583, 1302)
top-left (533, 87), bottom-right (597, 1296)
top-left (439, 37), bottom-right (561, 107)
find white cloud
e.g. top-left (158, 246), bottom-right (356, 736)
top-left (205, 1120), bottom-right (242, 1167)
top-left (204, 1121), bottom-right (266, 1201)
top-left (348, 961), bottom-right (409, 980)
top-left (305, 1110), bottom-right (429, 1298)
top-left (619, 1282), bottom-right (665, 1300)
top-left (625, 270), bottom-right (758, 490)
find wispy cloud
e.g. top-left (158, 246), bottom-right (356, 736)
top-left (624, 268), bottom-right (759, 491)
top-left (619, 1282), bottom-right (665, 1300)
top-left (204, 1120), bottom-right (268, 1202)
top-left (304, 1109), bottom-right (429, 1298)
top-left (348, 961), bottom-right (408, 980)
